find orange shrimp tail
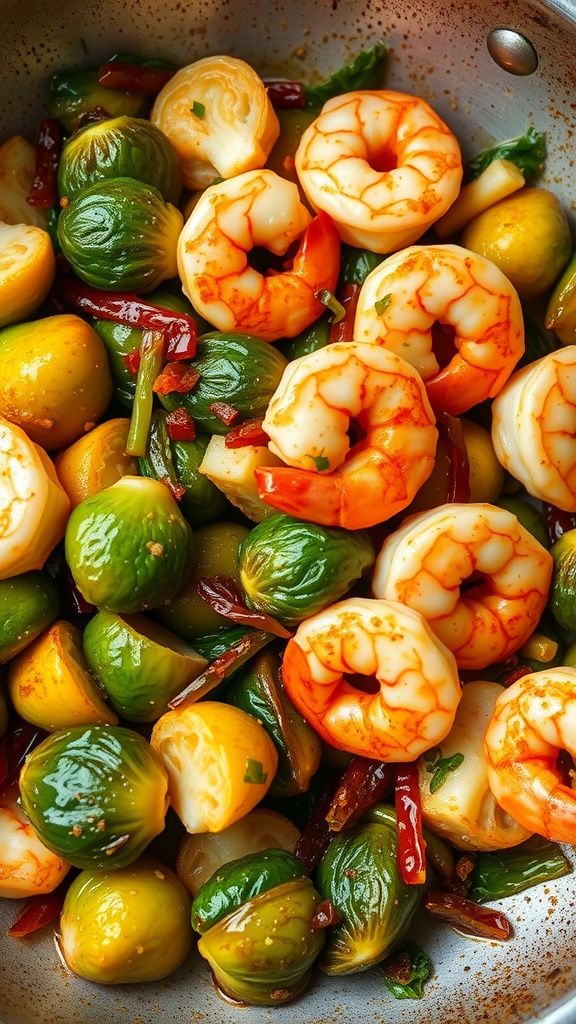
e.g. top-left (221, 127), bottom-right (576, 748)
top-left (255, 465), bottom-right (345, 527)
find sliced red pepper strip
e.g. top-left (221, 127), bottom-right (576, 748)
top-left (543, 503), bottom-right (576, 544)
top-left (225, 417), bottom-right (270, 449)
top-left (439, 412), bottom-right (471, 503)
top-left (8, 883), bottom-right (68, 938)
top-left (53, 277), bottom-right (198, 361)
top-left (195, 576), bottom-right (293, 638)
top-left (0, 719), bottom-right (46, 795)
top-left (425, 891), bottom-right (511, 940)
top-left (328, 282), bottom-right (360, 344)
top-left (325, 756), bottom-right (395, 831)
top-left (26, 118), bottom-right (61, 209)
top-left (208, 401), bottom-right (240, 426)
top-left (153, 362), bottom-right (200, 396)
top-left (169, 629), bottom-right (274, 709)
top-left (395, 762), bottom-right (427, 885)
top-left (165, 407), bottom-right (197, 442)
top-left (98, 61), bottom-right (175, 95)
top-left (264, 80), bottom-right (305, 109)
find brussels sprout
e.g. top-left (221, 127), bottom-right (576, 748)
top-left (57, 177), bottom-right (183, 294)
top-left (0, 570), bottom-right (60, 663)
top-left (496, 495), bottom-right (549, 548)
top-left (64, 476), bottom-right (194, 614)
top-left (54, 417), bottom-right (138, 510)
top-left (197, 877), bottom-right (324, 1005)
top-left (546, 250), bottom-right (576, 346)
top-left (238, 513), bottom-right (374, 626)
top-left (82, 610), bottom-right (208, 722)
top-left (276, 312), bottom-right (332, 361)
top-left (57, 116), bottom-right (182, 204)
top-left (49, 67), bottom-right (147, 133)
top-left (315, 817), bottom-right (426, 974)
top-left (191, 625), bottom-right (250, 662)
top-left (19, 724), bottom-right (169, 869)
top-left (59, 856), bottom-right (193, 983)
top-left (226, 647), bottom-right (322, 797)
top-left (158, 332), bottom-right (288, 434)
top-left (191, 848), bottom-right (306, 933)
top-left (549, 528), bottom-right (576, 631)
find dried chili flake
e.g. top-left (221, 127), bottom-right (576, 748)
top-left (208, 402), bottom-right (240, 426)
top-left (153, 362), bottom-right (200, 395)
top-left (224, 417), bottom-right (270, 449)
top-left (325, 756), bottom-right (394, 831)
top-left (124, 348), bottom-right (141, 375)
top-left (195, 575), bottom-right (292, 638)
top-left (425, 890), bottom-right (511, 940)
top-left (165, 407), bottom-right (196, 442)
top-left (8, 883), bottom-right (68, 938)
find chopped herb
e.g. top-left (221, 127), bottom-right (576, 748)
top-left (425, 749), bottom-right (464, 793)
top-left (244, 758), bottom-right (268, 784)
top-left (382, 941), bottom-right (432, 999)
top-left (311, 455), bottom-right (330, 471)
top-left (374, 293), bottom-right (392, 316)
top-left (192, 100), bottom-right (206, 118)
top-left (303, 43), bottom-right (388, 108)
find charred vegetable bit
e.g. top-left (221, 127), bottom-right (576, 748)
top-left (225, 417), bottom-right (270, 448)
top-left (424, 891), bottom-right (511, 940)
top-left (325, 756), bottom-right (394, 831)
top-left (165, 407), bottom-right (196, 441)
top-left (26, 118), bottom-right (61, 209)
top-left (196, 575), bottom-right (293, 638)
top-left (381, 941), bottom-right (432, 1000)
top-left (395, 763), bottom-right (427, 885)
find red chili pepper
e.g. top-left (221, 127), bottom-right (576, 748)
top-left (264, 80), bottom-right (305, 109)
top-left (208, 401), bottom-right (240, 426)
top-left (543, 503), bottom-right (576, 544)
top-left (8, 883), bottom-right (68, 938)
top-left (153, 362), bottom-right (200, 396)
top-left (53, 277), bottom-right (198, 361)
top-left (165, 407), bottom-right (196, 441)
top-left (439, 412), bottom-right (471, 503)
top-left (425, 891), bottom-right (511, 940)
top-left (124, 348), bottom-right (141, 375)
top-left (328, 283), bottom-right (360, 344)
top-left (394, 762), bottom-right (427, 885)
top-left (98, 61), bottom-right (176, 95)
top-left (26, 118), bottom-right (61, 209)
top-left (76, 105), bottom-right (112, 129)
top-left (195, 575), bottom-right (292, 638)
top-left (0, 719), bottom-right (46, 795)
top-left (325, 756), bottom-right (395, 831)
top-left (225, 417), bottom-right (270, 449)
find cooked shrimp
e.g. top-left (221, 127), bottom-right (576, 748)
top-left (255, 341), bottom-right (438, 529)
top-left (177, 169), bottom-right (341, 342)
top-left (483, 668), bottom-right (576, 844)
top-left (0, 782), bottom-right (71, 898)
top-left (491, 345), bottom-right (576, 511)
top-left (150, 55), bottom-right (279, 190)
top-left (281, 596), bottom-right (461, 761)
top-left (353, 243), bottom-right (524, 416)
top-left (372, 502), bottom-right (552, 671)
top-left (294, 90), bottom-right (462, 254)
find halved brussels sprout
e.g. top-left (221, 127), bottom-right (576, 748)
top-left (197, 877), bottom-right (324, 1005)
top-left (64, 476), bottom-right (194, 614)
top-left (549, 528), bottom-right (576, 631)
top-left (0, 569), bottom-right (60, 663)
top-left (315, 817), bottom-right (426, 975)
top-left (158, 332), bottom-right (288, 434)
top-left (57, 177), bottom-right (183, 294)
top-left (226, 646), bottom-right (322, 797)
top-left (49, 66), bottom-right (147, 133)
top-left (19, 724), bottom-right (169, 869)
top-left (57, 116), bottom-right (182, 204)
top-left (54, 417), bottom-right (138, 509)
top-left (238, 513), bottom-right (375, 626)
top-left (59, 855), bottom-right (193, 983)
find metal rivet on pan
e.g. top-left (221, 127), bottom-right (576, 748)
top-left (487, 27), bottom-right (539, 75)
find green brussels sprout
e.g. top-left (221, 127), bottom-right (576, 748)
top-left (197, 875), bottom-right (324, 1005)
top-left (65, 476), bottom-right (194, 614)
top-left (191, 847), bottom-right (307, 933)
top-left (276, 312), bottom-right (331, 361)
top-left (19, 724), bottom-right (169, 869)
top-left (549, 528), bottom-right (576, 631)
top-left (59, 855), bottom-right (193, 983)
top-left (82, 611), bottom-right (208, 722)
top-left (158, 332), bottom-right (288, 434)
top-left (139, 412), bottom-right (227, 525)
top-left (226, 647), bottom-right (322, 797)
top-left (49, 68), bottom-right (146, 133)
top-left (315, 816), bottom-right (426, 975)
top-left (238, 513), bottom-right (375, 626)
top-left (0, 570), bottom-right (60, 663)
top-left (496, 495), bottom-right (549, 548)
top-left (57, 116), bottom-right (182, 204)
top-left (57, 177), bottom-right (183, 294)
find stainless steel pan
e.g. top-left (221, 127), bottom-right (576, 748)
top-left (0, 0), bottom-right (575, 1021)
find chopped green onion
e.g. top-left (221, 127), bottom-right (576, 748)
top-left (192, 100), bottom-right (205, 118)
top-left (374, 293), bottom-right (392, 315)
top-left (316, 288), bottom-right (346, 323)
top-left (126, 329), bottom-right (165, 457)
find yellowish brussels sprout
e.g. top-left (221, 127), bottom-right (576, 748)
top-left (0, 136), bottom-right (50, 228)
top-left (150, 701), bottom-right (278, 833)
top-left (0, 222), bottom-right (55, 328)
top-left (54, 417), bottom-right (138, 509)
top-left (0, 783), bottom-right (72, 898)
top-left (462, 187), bottom-right (572, 299)
top-left (417, 679), bottom-right (532, 851)
top-left (545, 250), bottom-right (576, 345)
top-left (58, 856), bottom-right (193, 983)
top-left (7, 619), bottom-right (118, 731)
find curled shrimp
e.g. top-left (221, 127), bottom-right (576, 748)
top-left (353, 243), bottom-right (525, 416)
top-left (255, 340), bottom-right (438, 530)
top-left (177, 168), bottom-right (341, 343)
top-left (483, 668), bottom-right (576, 844)
top-left (372, 502), bottom-right (553, 671)
top-left (294, 90), bottom-right (462, 254)
top-left (0, 782), bottom-right (71, 898)
top-left (491, 345), bottom-right (576, 511)
top-left (281, 596), bottom-right (461, 761)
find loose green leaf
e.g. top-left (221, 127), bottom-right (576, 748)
top-left (425, 750), bottom-right (464, 793)
top-left (464, 127), bottom-right (546, 184)
top-left (303, 43), bottom-right (388, 109)
top-left (467, 837), bottom-right (571, 904)
top-left (244, 757), bottom-right (268, 784)
top-left (382, 940), bottom-right (432, 999)
top-left (192, 101), bottom-right (205, 118)
top-left (374, 293), bottom-right (392, 316)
